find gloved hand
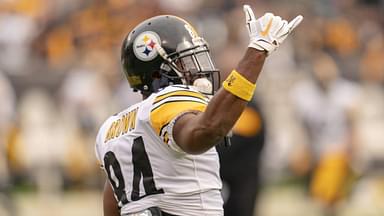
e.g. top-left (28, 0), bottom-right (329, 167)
top-left (243, 4), bottom-right (303, 55)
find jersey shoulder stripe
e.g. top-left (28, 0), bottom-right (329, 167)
top-left (154, 89), bottom-right (208, 105)
top-left (150, 85), bottom-right (208, 135)
top-left (151, 96), bottom-right (208, 112)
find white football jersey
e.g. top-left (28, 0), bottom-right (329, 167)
top-left (95, 85), bottom-right (223, 216)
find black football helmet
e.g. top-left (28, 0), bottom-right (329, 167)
top-left (121, 15), bottom-right (220, 96)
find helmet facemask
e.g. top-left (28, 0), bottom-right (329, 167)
top-left (155, 37), bottom-right (220, 95)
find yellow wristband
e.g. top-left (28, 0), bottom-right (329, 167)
top-left (222, 70), bottom-right (256, 101)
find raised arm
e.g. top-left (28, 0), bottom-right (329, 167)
top-left (173, 5), bottom-right (303, 154)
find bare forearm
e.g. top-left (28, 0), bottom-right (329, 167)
top-left (204, 48), bottom-right (266, 123)
top-left (236, 48), bottom-right (267, 83)
top-left (175, 48), bottom-right (266, 154)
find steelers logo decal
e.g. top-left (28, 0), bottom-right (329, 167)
top-left (133, 31), bottom-right (161, 61)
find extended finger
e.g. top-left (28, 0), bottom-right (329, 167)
top-left (287, 15), bottom-right (303, 31)
top-left (243, 5), bottom-right (256, 23)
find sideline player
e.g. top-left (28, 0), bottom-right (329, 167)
top-left (217, 100), bottom-right (266, 216)
top-left (95, 5), bottom-right (303, 216)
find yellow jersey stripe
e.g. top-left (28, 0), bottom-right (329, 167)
top-left (150, 100), bottom-right (206, 135)
top-left (152, 99), bottom-right (207, 112)
top-left (153, 90), bottom-right (208, 105)
top-left (152, 96), bottom-right (208, 112)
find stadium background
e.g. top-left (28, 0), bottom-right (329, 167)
top-left (0, 0), bottom-right (383, 215)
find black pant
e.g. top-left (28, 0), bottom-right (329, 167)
top-left (217, 103), bottom-right (266, 216)
top-left (161, 211), bottom-right (177, 216)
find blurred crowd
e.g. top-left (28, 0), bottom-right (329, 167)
top-left (0, 0), bottom-right (383, 215)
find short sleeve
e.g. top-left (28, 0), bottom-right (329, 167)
top-left (94, 144), bottom-right (104, 170)
top-left (94, 121), bottom-right (108, 170)
top-left (149, 87), bottom-right (209, 151)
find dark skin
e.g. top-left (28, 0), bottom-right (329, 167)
top-left (104, 181), bottom-right (120, 216)
top-left (174, 48), bottom-right (266, 154)
top-left (103, 48), bottom-right (267, 215)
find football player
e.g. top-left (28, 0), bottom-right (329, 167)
top-left (95, 5), bottom-right (302, 216)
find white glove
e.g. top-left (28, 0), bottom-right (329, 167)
top-left (243, 4), bottom-right (303, 55)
